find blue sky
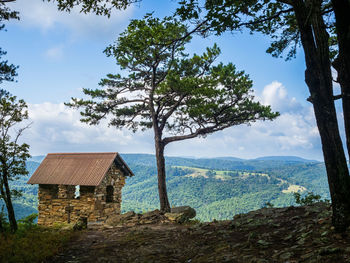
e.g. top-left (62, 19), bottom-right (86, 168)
top-left (1, 0), bottom-right (344, 160)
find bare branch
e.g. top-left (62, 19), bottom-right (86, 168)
top-left (8, 122), bottom-right (32, 168)
top-left (333, 94), bottom-right (342, 100)
top-left (277, 0), bottom-right (293, 6)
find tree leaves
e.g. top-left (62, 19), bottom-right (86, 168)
top-left (45, 0), bottom-right (139, 17)
top-left (0, 89), bottom-right (30, 232)
top-left (177, 0), bottom-right (336, 61)
top-left (68, 14), bottom-right (278, 144)
top-left (0, 2), bottom-right (19, 83)
top-left (0, 90), bottom-right (30, 176)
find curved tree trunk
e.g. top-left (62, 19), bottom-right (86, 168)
top-left (154, 130), bottom-right (171, 212)
top-left (293, 0), bottom-right (350, 232)
top-left (333, 56), bottom-right (350, 163)
top-left (4, 180), bottom-right (17, 232)
top-left (331, 0), bottom-right (350, 162)
top-left (0, 171), bottom-right (17, 232)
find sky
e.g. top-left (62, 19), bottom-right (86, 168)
top-left (1, 0), bottom-right (346, 161)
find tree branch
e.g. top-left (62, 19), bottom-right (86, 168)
top-left (333, 94), bottom-right (342, 100)
top-left (236, 8), bottom-right (294, 28)
top-left (8, 123), bottom-right (31, 168)
top-left (159, 94), bottom-right (187, 131)
top-left (163, 123), bottom-right (230, 145)
top-left (277, 0), bottom-right (293, 6)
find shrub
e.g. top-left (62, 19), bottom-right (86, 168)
top-left (293, 192), bottom-right (322, 205)
top-left (0, 225), bottom-right (74, 263)
top-left (263, 202), bottom-right (274, 208)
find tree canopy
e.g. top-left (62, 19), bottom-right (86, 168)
top-left (177, 0), bottom-right (350, 232)
top-left (0, 89), bottom-right (30, 232)
top-left (45, 0), bottom-right (139, 16)
top-left (177, 0), bottom-right (336, 60)
top-left (68, 14), bottom-right (278, 211)
top-left (0, 1), bottom-right (30, 233)
top-left (70, 15), bottom-right (277, 140)
top-left (0, 1), bottom-right (19, 83)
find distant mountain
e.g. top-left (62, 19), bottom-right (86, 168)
top-left (29, 153), bottom-right (318, 164)
top-left (10, 154), bottom-right (328, 222)
top-left (253, 156), bottom-right (319, 163)
top-left (1, 161), bottom-right (41, 220)
top-left (214, 157), bottom-right (244, 161)
top-left (121, 154), bottom-right (321, 171)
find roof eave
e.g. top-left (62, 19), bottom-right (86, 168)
top-left (115, 153), bottom-right (134, 177)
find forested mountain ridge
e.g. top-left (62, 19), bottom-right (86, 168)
top-left (9, 154), bottom-right (328, 221)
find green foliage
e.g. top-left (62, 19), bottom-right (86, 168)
top-left (13, 156), bottom-right (331, 222)
top-left (0, 92), bottom-right (30, 196)
top-left (120, 158), bottom-right (329, 221)
top-left (206, 170), bottom-right (216, 177)
top-left (263, 202), bottom-right (274, 208)
top-left (68, 14), bottom-right (278, 144)
top-left (177, 0), bottom-right (336, 61)
top-left (45, 0), bottom-right (138, 17)
top-left (66, 13), bottom-right (277, 211)
top-left (0, 212), bottom-right (68, 262)
top-left (0, 6), bottom-right (27, 231)
top-left (0, 225), bottom-right (74, 263)
top-left (0, 89), bottom-right (30, 231)
top-left (293, 192), bottom-right (323, 206)
top-left (17, 213), bottom-right (37, 227)
top-left (0, 2), bottom-right (19, 83)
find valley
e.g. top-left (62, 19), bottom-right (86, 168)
top-left (9, 154), bottom-right (329, 222)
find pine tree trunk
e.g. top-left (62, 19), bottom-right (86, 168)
top-left (309, 78), bottom-right (350, 231)
top-left (154, 132), bottom-right (171, 212)
top-left (1, 173), bottom-right (17, 232)
top-left (293, 0), bottom-right (350, 232)
top-left (331, 0), bottom-right (350, 162)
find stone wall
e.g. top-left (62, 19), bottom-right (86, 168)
top-left (58, 185), bottom-right (75, 199)
top-left (37, 163), bottom-right (126, 226)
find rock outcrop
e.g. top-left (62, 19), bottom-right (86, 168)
top-left (50, 202), bottom-right (350, 263)
top-left (165, 206), bottom-right (196, 223)
top-left (105, 206), bottom-right (197, 226)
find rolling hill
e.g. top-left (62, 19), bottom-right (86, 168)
top-left (7, 154), bottom-right (329, 221)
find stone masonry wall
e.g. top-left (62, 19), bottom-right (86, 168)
top-left (92, 163), bottom-right (125, 222)
top-left (58, 185), bottom-right (75, 199)
top-left (37, 163), bottom-right (126, 226)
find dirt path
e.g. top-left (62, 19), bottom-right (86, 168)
top-left (50, 223), bottom-right (243, 263)
top-left (49, 203), bottom-right (350, 263)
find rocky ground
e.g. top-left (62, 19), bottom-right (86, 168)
top-left (48, 202), bottom-right (350, 263)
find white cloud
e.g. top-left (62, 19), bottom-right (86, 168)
top-left (8, 0), bottom-right (134, 39)
top-left (45, 45), bottom-right (64, 60)
top-left (23, 102), bottom-right (153, 155)
top-left (260, 81), bottom-right (302, 113)
top-left (167, 81), bottom-right (323, 160)
top-left (20, 81), bottom-right (327, 161)
top-left (166, 107), bottom-right (321, 160)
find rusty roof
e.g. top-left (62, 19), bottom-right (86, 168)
top-left (27, 152), bottom-right (134, 186)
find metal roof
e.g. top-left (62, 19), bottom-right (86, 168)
top-left (27, 152), bottom-right (134, 186)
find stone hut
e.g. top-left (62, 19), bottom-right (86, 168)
top-left (27, 152), bottom-right (134, 226)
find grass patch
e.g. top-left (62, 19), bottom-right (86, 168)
top-left (174, 165), bottom-right (269, 181)
top-left (0, 223), bottom-right (74, 263)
